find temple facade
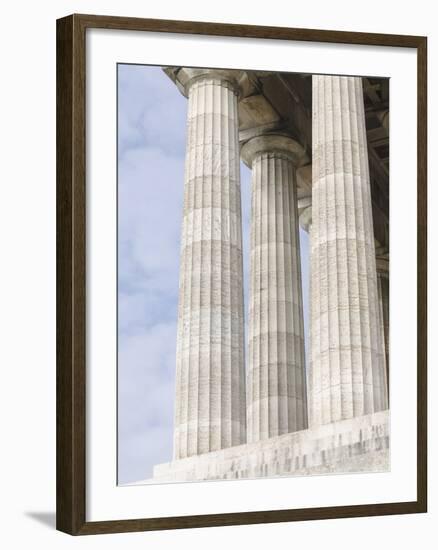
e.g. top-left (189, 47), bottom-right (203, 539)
top-left (152, 67), bottom-right (389, 483)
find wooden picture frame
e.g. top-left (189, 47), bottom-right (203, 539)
top-left (56, 13), bottom-right (427, 535)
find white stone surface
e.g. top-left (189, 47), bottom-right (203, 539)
top-left (151, 411), bottom-right (389, 483)
top-left (242, 135), bottom-right (308, 443)
top-left (309, 76), bottom-right (388, 427)
top-left (174, 70), bottom-right (247, 459)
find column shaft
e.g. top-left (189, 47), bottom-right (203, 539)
top-left (245, 139), bottom-right (308, 442)
top-left (174, 74), bottom-right (246, 459)
top-left (310, 75), bottom-right (388, 427)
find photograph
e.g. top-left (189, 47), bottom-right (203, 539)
top-left (0, 0), bottom-right (432, 545)
top-left (117, 64), bottom-right (390, 486)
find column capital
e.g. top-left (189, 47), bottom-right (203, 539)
top-left (168, 67), bottom-right (245, 97)
top-left (296, 164), bottom-right (313, 232)
top-left (298, 197), bottom-right (312, 233)
top-left (240, 134), bottom-right (307, 168)
top-left (376, 256), bottom-right (389, 278)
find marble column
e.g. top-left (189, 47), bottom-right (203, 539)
top-left (376, 257), bottom-right (389, 398)
top-left (174, 69), bottom-right (246, 459)
top-left (310, 75), bottom-right (388, 427)
top-left (242, 135), bottom-right (308, 443)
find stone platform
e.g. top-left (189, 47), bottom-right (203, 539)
top-left (149, 410), bottom-right (389, 483)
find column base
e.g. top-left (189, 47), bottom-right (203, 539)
top-left (128, 411), bottom-right (390, 484)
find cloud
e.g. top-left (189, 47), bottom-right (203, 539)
top-left (118, 426), bottom-right (174, 484)
top-left (118, 146), bottom-right (184, 335)
top-left (118, 64), bottom-right (187, 159)
top-left (118, 322), bottom-right (176, 483)
top-left (117, 65), bottom-right (185, 483)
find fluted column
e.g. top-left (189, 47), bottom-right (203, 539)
top-left (242, 135), bottom-right (308, 443)
top-left (310, 75), bottom-right (388, 427)
top-left (174, 69), bottom-right (246, 459)
top-left (376, 257), bottom-right (389, 398)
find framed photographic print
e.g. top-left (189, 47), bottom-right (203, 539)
top-left (56, 13), bottom-right (427, 535)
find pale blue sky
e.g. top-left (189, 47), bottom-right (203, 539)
top-left (118, 64), bottom-right (309, 484)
